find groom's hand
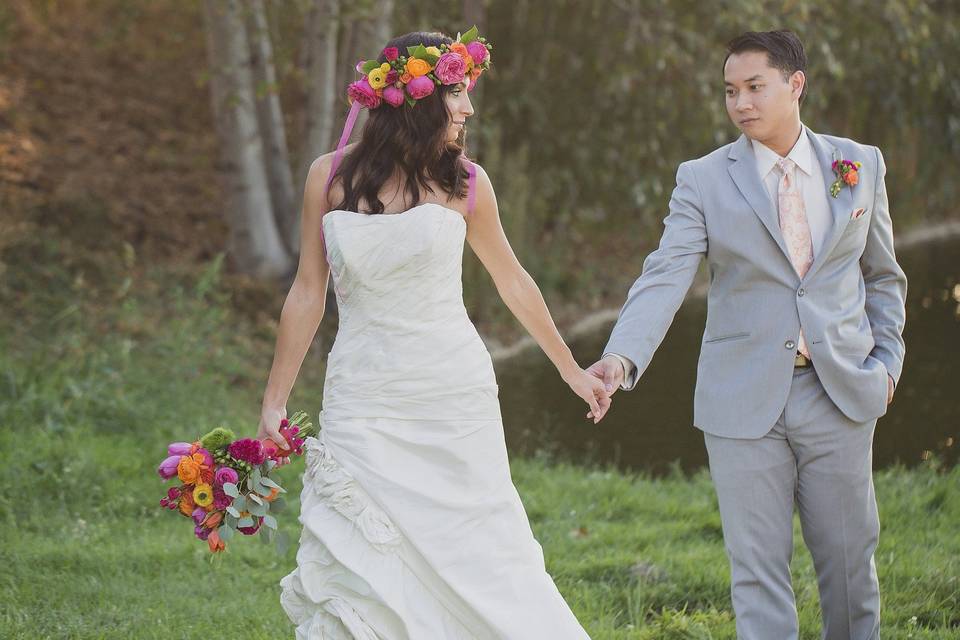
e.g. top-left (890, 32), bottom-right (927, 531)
top-left (887, 374), bottom-right (895, 405)
top-left (585, 356), bottom-right (625, 420)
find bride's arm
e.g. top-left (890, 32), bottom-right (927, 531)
top-left (464, 164), bottom-right (609, 422)
top-left (257, 155), bottom-right (334, 445)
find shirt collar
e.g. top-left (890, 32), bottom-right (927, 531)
top-left (751, 125), bottom-right (814, 178)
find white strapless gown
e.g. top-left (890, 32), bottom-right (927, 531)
top-left (279, 204), bottom-right (591, 639)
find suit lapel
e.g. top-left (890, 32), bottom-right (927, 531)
top-left (804, 128), bottom-right (853, 280)
top-left (726, 135), bottom-right (793, 265)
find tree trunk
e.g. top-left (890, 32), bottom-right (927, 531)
top-left (203, 0), bottom-right (292, 280)
top-left (462, 0), bottom-right (486, 158)
top-left (297, 0), bottom-right (341, 197)
top-left (247, 0), bottom-right (299, 255)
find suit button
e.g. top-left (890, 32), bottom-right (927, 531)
top-left (785, 340), bottom-right (796, 350)
top-left (798, 288), bottom-right (805, 297)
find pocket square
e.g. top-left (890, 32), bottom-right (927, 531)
top-left (851, 208), bottom-right (866, 219)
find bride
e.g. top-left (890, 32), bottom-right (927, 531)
top-left (256, 28), bottom-right (606, 639)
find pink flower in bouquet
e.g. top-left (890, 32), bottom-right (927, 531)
top-left (194, 525), bottom-right (210, 541)
top-left (167, 442), bottom-right (192, 456)
top-left (157, 455), bottom-right (181, 479)
top-left (238, 516), bottom-right (262, 536)
top-left (434, 52), bottom-right (467, 85)
top-left (228, 438), bottom-right (266, 465)
top-left (191, 507), bottom-right (207, 526)
top-left (214, 466), bottom-right (238, 487)
top-left (466, 41), bottom-right (488, 66)
top-left (406, 75), bottom-right (435, 100)
top-left (213, 487), bottom-right (232, 510)
top-left (347, 78), bottom-right (381, 109)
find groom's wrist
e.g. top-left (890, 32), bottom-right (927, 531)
top-left (602, 352), bottom-right (635, 389)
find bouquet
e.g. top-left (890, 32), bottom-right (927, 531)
top-left (156, 411), bottom-right (317, 554)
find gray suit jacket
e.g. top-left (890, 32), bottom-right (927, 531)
top-left (604, 127), bottom-right (907, 438)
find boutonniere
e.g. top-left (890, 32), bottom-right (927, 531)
top-left (829, 150), bottom-right (862, 198)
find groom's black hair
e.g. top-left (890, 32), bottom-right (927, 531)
top-left (724, 30), bottom-right (808, 104)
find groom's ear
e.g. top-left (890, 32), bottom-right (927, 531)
top-left (790, 70), bottom-right (806, 104)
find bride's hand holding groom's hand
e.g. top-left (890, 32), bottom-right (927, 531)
top-left (583, 356), bottom-right (625, 421)
top-left (560, 364), bottom-right (612, 424)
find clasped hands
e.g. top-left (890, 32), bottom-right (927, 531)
top-left (563, 355), bottom-right (625, 424)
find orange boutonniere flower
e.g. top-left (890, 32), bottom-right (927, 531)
top-left (830, 155), bottom-right (862, 198)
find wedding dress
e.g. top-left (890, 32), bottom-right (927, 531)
top-left (280, 203), bottom-right (591, 639)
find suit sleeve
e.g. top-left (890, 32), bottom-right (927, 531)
top-left (602, 161), bottom-right (708, 390)
top-left (861, 146), bottom-right (907, 387)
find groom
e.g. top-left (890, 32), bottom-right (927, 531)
top-left (589, 30), bottom-right (906, 639)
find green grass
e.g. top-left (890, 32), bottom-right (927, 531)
top-left (1, 259), bottom-right (957, 639)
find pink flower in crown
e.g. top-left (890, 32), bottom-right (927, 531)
top-left (382, 85), bottom-right (404, 107)
top-left (347, 77), bottom-right (381, 109)
top-left (384, 69), bottom-right (399, 85)
top-left (383, 47), bottom-right (399, 62)
top-left (465, 41), bottom-right (488, 66)
top-left (406, 75), bottom-right (435, 99)
top-left (434, 52), bottom-right (468, 85)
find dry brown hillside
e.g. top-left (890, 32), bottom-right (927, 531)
top-left (1, 1), bottom-right (228, 270)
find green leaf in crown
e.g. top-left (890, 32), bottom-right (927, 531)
top-left (459, 25), bottom-right (479, 44)
top-left (361, 59), bottom-right (380, 74)
top-left (407, 44), bottom-right (429, 59)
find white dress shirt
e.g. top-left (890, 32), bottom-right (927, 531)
top-left (752, 125), bottom-right (831, 256)
top-left (603, 125), bottom-right (832, 390)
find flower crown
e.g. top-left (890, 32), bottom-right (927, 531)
top-left (346, 26), bottom-right (493, 110)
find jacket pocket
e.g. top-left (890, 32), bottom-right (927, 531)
top-left (704, 332), bottom-right (751, 344)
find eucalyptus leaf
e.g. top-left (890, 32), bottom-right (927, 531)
top-left (256, 483), bottom-right (273, 497)
top-left (226, 506), bottom-right (240, 518)
top-left (260, 477), bottom-right (282, 489)
top-left (248, 501), bottom-right (267, 517)
top-left (249, 493), bottom-right (263, 505)
top-left (222, 483), bottom-right (239, 498)
top-left (225, 513), bottom-right (238, 528)
top-left (271, 497), bottom-right (287, 513)
top-left (251, 468), bottom-right (263, 484)
top-left (232, 496), bottom-right (247, 512)
top-left (260, 526), bottom-right (271, 544)
top-left (237, 516), bottom-right (255, 528)
top-left (218, 525), bottom-right (234, 541)
top-left (263, 515), bottom-right (278, 530)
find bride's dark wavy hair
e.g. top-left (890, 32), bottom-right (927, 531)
top-left (330, 31), bottom-right (470, 215)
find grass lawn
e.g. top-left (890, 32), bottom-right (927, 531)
top-left (1, 262), bottom-right (956, 639)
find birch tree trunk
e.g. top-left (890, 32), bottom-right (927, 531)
top-left (462, 0), bottom-right (486, 157)
top-left (247, 0), bottom-right (298, 255)
top-left (297, 0), bottom-right (341, 198)
top-left (203, 0), bottom-right (292, 279)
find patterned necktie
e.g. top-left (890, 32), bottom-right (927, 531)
top-left (776, 157), bottom-right (813, 357)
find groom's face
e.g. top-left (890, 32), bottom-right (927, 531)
top-left (724, 50), bottom-right (803, 143)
